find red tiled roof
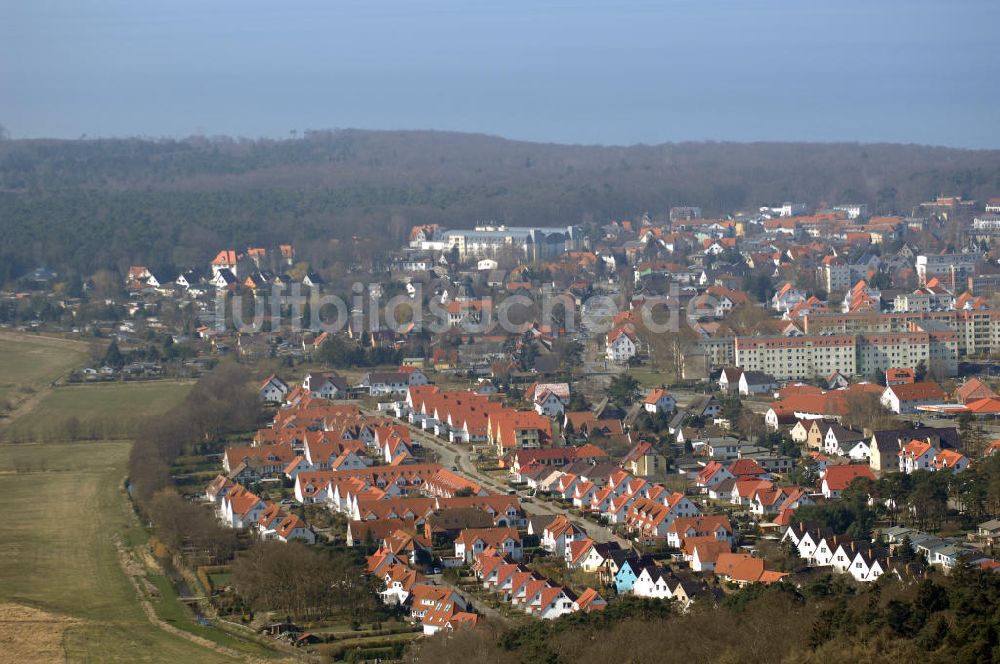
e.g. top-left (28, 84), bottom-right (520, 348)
top-left (822, 464), bottom-right (875, 491)
top-left (886, 381), bottom-right (945, 402)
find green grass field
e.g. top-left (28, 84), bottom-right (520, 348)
top-left (0, 334), bottom-right (89, 406)
top-left (6, 380), bottom-right (194, 441)
top-left (0, 439), bottom-right (245, 663)
top-left (627, 366), bottom-right (675, 388)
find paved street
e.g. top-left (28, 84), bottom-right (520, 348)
top-left (362, 406), bottom-right (626, 546)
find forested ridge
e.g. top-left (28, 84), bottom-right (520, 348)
top-left (2, 130), bottom-right (1000, 280)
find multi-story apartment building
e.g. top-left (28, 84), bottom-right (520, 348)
top-left (832, 204), bottom-right (869, 220)
top-left (971, 214), bottom-right (1000, 241)
top-left (817, 262), bottom-right (878, 295)
top-left (730, 330), bottom-right (958, 381)
top-left (893, 288), bottom-right (955, 313)
top-left (915, 253), bottom-right (980, 287)
top-left (696, 337), bottom-right (736, 368)
top-left (968, 274), bottom-right (1000, 298)
top-left (734, 335), bottom-right (857, 380)
top-left (803, 310), bottom-right (1000, 357)
top-left (856, 330), bottom-right (957, 378)
top-left (817, 262), bottom-right (852, 293)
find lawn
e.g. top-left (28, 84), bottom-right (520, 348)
top-left (6, 380), bottom-right (194, 441)
top-left (0, 333), bottom-right (89, 406)
top-left (0, 439), bottom-right (243, 663)
top-left (626, 366), bottom-right (675, 388)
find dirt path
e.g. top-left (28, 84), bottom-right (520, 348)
top-left (0, 330), bottom-right (93, 349)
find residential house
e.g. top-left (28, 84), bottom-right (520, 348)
top-left (221, 485), bottom-right (267, 529)
top-left (820, 464), bottom-right (876, 498)
top-left (614, 555), bottom-right (656, 594)
top-left (955, 378), bottom-right (998, 404)
top-left (822, 423), bottom-right (868, 457)
top-left (259, 374), bottom-right (289, 404)
top-left (714, 553), bottom-right (788, 587)
top-left (542, 516), bottom-right (588, 557)
top-left (529, 383), bottom-right (571, 417)
top-left (621, 441), bottom-right (667, 477)
top-left (302, 372), bottom-right (349, 400)
top-left (718, 368), bottom-right (743, 393)
top-left (643, 388), bottom-right (676, 414)
top-left (665, 515), bottom-right (734, 548)
top-left (275, 515), bottom-right (316, 544)
top-left (738, 371), bottom-right (778, 396)
top-left (695, 460), bottom-right (735, 490)
top-left (687, 395), bottom-right (722, 419)
top-left (454, 528), bottom-right (523, 563)
top-left (771, 282), bottom-right (808, 312)
top-left (899, 439), bottom-right (937, 474)
top-left (625, 494), bottom-right (703, 540)
top-left (881, 381), bottom-right (946, 414)
top-left (931, 449), bottom-right (969, 474)
top-left (606, 327), bottom-right (638, 363)
top-left (631, 563), bottom-right (675, 600)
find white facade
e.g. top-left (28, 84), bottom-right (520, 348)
top-left (606, 332), bottom-right (637, 362)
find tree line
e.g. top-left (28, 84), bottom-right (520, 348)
top-left (3, 131), bottom-right (1000, 283)
top-left (127, 362), bottom-right (372, 620)
top-left (412, 566), bottom-right (1000, 663)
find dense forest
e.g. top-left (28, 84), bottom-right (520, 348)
top-left (2, 130), bottom-right (1000, 280)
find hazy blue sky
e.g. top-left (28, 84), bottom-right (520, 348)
top-left (2, 0), bottom-right (998, 147)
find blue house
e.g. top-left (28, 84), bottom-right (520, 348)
top-left (614, 556), bottom-right (654, 594)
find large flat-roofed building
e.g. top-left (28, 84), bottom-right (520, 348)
top-left (734, 335), bottom-right (857, 380)
top-left (696, 337), bottom-right (736, 368)
top-left (410, 224), bottom-right (582, 261)
top-left (857, 329), bottom-right (957, 378)
top-left (731, 330), bottom-right (958, 381)
top-left (915, 253), bottom-right (980, 287)
top-left (803, 309), bottom-right (1000, 357)
top-left (969, 274), bottom-right (1000, 297)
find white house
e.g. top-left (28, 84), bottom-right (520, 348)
top-left (844, 439), bottom-right (872, 461)
top-left (717, 368), bottom-right (742, 393)
top-left (303, 372), bottom-right (348, 399)
top-left (643, 388), bottom-right (676, 414)
top-left (534, 390), bottom-right (566, 417)
top-left (360, 371), bottom-right (412, 396)
top-left (222, 487), bottom-right (267, 529)
top-left (541, 516), bottom-right (587, 557)
top-left (606, 327), bottom-right (638, 363)
top-left (848, 547), bottom-right (886, 583)
top-left (899, 439), bottom-right (937, 474)
top-left (454, 528), bottom-right (523, 563)
top-left (259, 375), bottom-right (289, 404)
top-left (881, 382), bottom-right (946, 414)
top-left (932, 449), bottom-right (970, 474)
top-left (275, 515), bottom-right (316, 544)
top-left (771, 283), bottom-right (807, 312)
top-left (632, 565), bottom-right (674, 600)
top-left (527, 586), bottom-right (577, 620)
top-left (738, 371), bottom-right (778, 396)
